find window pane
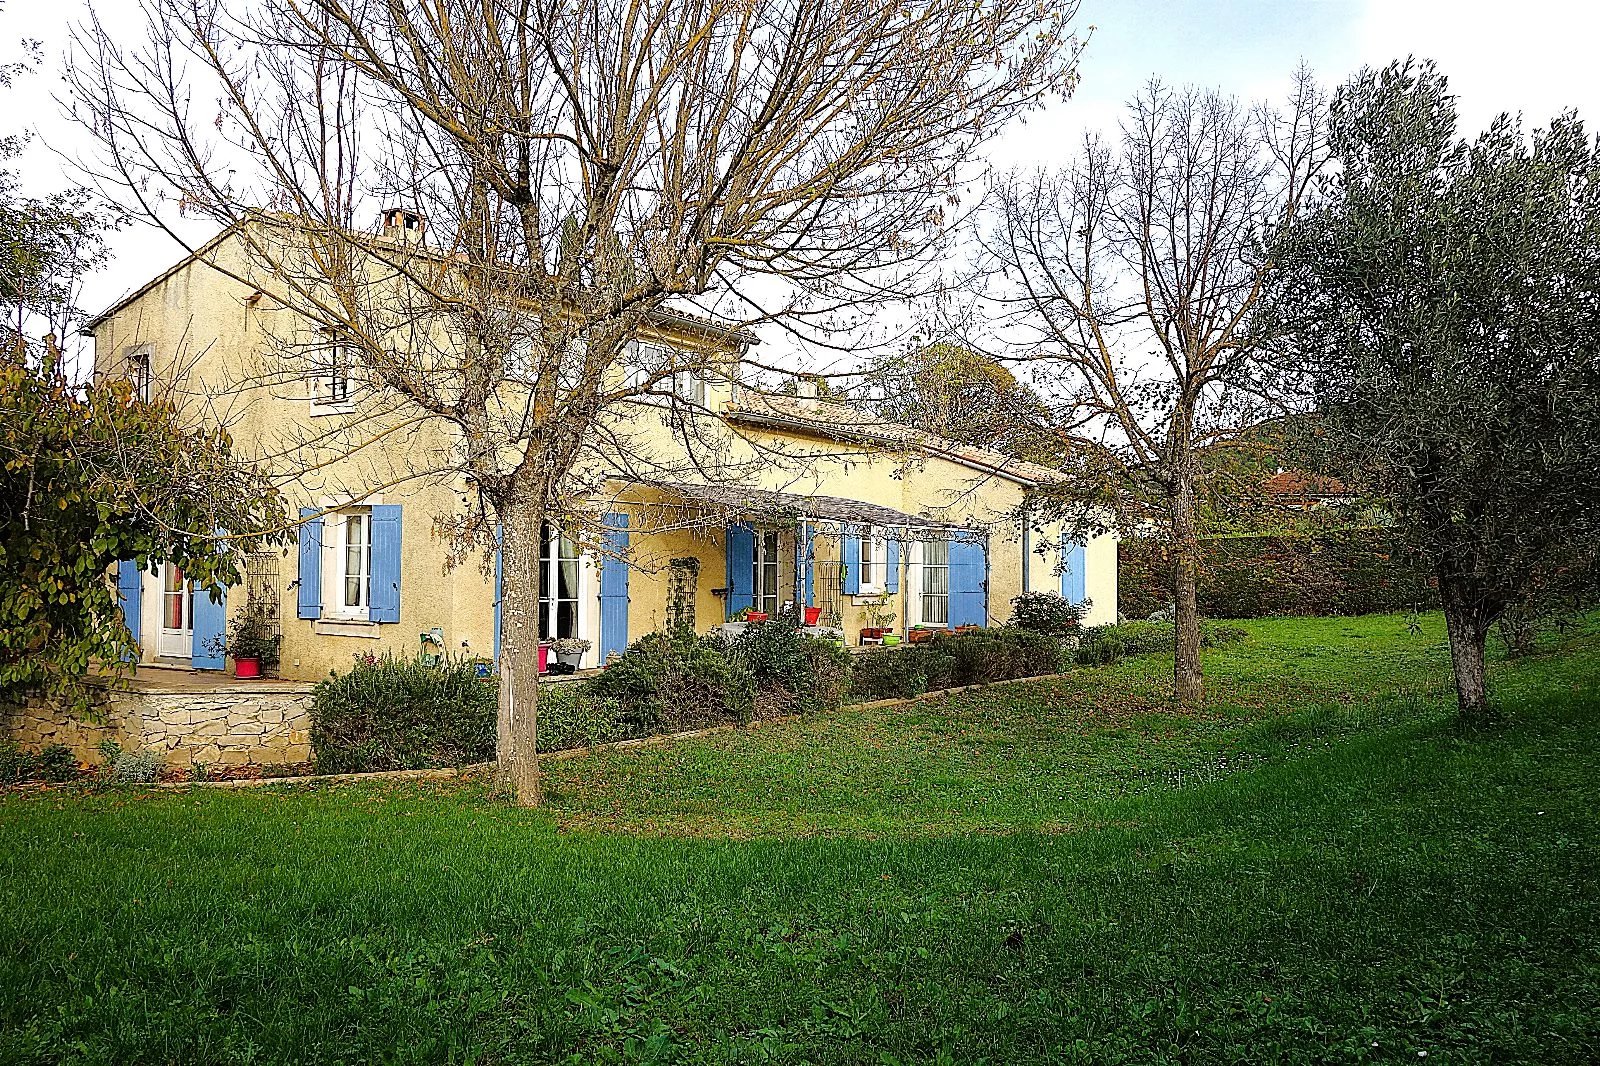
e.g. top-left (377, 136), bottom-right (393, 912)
top-left (556, 599), bottom-right (577, 639)
top-left (923, 539), bottom-right (948, 566)
top-left (558, 555), bottom-right (578, 600)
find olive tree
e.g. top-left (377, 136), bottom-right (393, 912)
top-left (1265, 59), bottom-right (1600, 722)
top-left (67, 0), bottom-right (1085, 803)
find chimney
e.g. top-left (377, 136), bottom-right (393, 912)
top-left (381, 207), bottom-right (426, 244)
top-left (794, 374), bottom-right (819, 399)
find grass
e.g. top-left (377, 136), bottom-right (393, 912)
top-left (2, 613), bottom-right (1598, 1063)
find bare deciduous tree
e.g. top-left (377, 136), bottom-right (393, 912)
top-left (66, 0), bottom-right (1084, 802)
top-left (984, 72), bottom-right (1327, 704)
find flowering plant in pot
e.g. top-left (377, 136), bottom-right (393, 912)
top-left (549, 637), bottom-right (591, 672)
top-left (206, 603), bottom-right (280, 678)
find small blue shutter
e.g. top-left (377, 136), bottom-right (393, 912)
top-left (1060, 540), bottom-right (1087, 604)
top-left (369, 505), bottom-right (402, 623)
top-left (802, 525), bottom-right (814, 605)
top-left (885, 539), bottom-right (901, 594)
top-left (725, 522), bottom-right (755, 618)
top-left (947, 536), bottom-right (988, 628)
top-left (841, 532), bottom-right (862, 595)
top-left (599, 512), bottom-right (630, 660)
top-left (191, 583), bottom-right (228, 670)
top-left (116, 560), bottom-right (143, 653)
top-left (492, 525), bottom-right (503, 661)
top-left (296, 508), bottom-right (322, 619)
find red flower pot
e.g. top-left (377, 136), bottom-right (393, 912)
top-left (233, 657), bottom-right (261, 679)
top-left (803, 606), bottom-right (823, 626)
top-left (746, 611), bottom-right (769, 623)
top-left (537, 644), bottom-right (550, 674)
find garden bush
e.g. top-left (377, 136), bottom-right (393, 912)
top-left (0, 740), bottom-right (35, 784)
top-left (1009, 591), bottom-right (1087, 637)
top-left (729, 621), bottom-right (853, 717)
top-left (850, 644), bottom-right (956, 700)
top-left (536, 681), bottom-right (624, 752)
top-left (1076, 620), bottom-right (1248, 666)
top-left (310, 654), bottom-right (497, 773)
top-left (108, 748), bottom-right (162, 784)
top-left (588, 629), bottom-right (755, 735)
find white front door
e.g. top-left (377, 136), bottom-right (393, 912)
top-left (159, 563), bottom-right (195, 658)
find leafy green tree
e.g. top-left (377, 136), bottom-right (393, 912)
top-left (0, 348), bottom-right (289, 713)
top-left (1, 33), bottom-right (287, 713)
top-left (1268, 59), bottom-right (1600, 721)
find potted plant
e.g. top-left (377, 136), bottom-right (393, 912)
top-left (859, 597), bottom-right (897, 644)
top-left (802, 605), bottom-right (823, 626)
top-left (206, 603), bottom-right (280, 678)
top-left (549, 637), bottom-right (591, 673)
top-left (881, 632), bottom-right (902, 647)
top-left (907, 625), bottom-right (940, 644)
top-left (733, 605), bottom-right (769, 623)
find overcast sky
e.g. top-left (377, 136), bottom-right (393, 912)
top-left (9, 0), bottom-right (1600, 324)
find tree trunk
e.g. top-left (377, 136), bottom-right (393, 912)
top-left (1169, 479), bottom-right (1204, 706)
top-left (1439, 571), bottom-right (1492, 725)
top-left (497, 494), bottom-right (545, 806)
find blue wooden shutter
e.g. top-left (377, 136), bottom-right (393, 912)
top-left (492, 525), bottom-right (503, 661)
top-left (947, 536), bottom-right (988, 628)
top-left (369, 505), bottom-right (403, 623)
top-left (841, 531), bottom-right (862, 595)
top-left (296, 509), bottom-right (323, 619)
top-left (116, 560), bottom-right (143, 652)
top-left (885, 538), bottom-right (901, 594)
top-left (802, 525), bottom-right (815, 605)
top-left (191, 584), bottom-right (228, 670)
top-left (725, 522), bottom-right (755, 618)
top-left (599, 512), bottom-right (630, 660)
top-left (1060, 540), bottom-right (1087, 604)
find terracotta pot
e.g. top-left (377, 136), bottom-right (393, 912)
top-left (233, 657), bottom-right (261, 679)
top-left (746, 611), bottom-right (769, 623)
top-left (860, 626), bottom-right (886, 641)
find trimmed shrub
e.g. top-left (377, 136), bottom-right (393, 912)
top-left (536, 681), bottom-right (622, 752)
top-left (729, 621), bottom-right (853, 717)
top-left (1009, 591), bottom-right (1087, 637)
top-left (588, 629), bottom-right (755, 734)
top-left (852, 645), bottom-right (945, 700)
top-left (310, 654), bottom-right (496, 773)
top-left (1076, 620), bottom-right (1248, 666)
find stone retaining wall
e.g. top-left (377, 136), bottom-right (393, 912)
top-left (4, 685), bottom-right (314, 768)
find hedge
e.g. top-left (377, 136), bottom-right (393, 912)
top-left (1119, 529), bottom-right (1436, 619)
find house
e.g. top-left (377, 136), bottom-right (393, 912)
top-left (1262, 470), bottom-right (1354, 510)
top-left (85, 217), bottom-right (1117, 688)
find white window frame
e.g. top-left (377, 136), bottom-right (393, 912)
top-left (856, 528), bottom-right (886, 595)
top-left (752, 529), bottom-right (783, 617)
top-left (537, 523), bottom-right (584, 643)
top-left (310, 339), bottom-right (354, 411)
top-left (914, 538), bottom-right (950, 627)
top-left (322, 507), bottom-right (373, 621)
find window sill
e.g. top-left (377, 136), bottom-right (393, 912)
top-left (850, 591), bottom-right (888, 603)
top-left (309, 401), bottom-right (355, 418)
top-left (313, 618), bottom-right (381, 638)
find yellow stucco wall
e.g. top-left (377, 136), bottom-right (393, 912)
top-left (92, 229), bottom-right (1118, 682)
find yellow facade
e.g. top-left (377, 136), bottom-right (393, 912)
top-left (90, 228), bottom-right (1118, 682)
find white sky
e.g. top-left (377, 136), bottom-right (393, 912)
top-left (8, 0), bottom-right (1600, 326)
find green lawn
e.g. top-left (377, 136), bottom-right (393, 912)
top-left (3, 614), bottom-right (1598, 1064)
